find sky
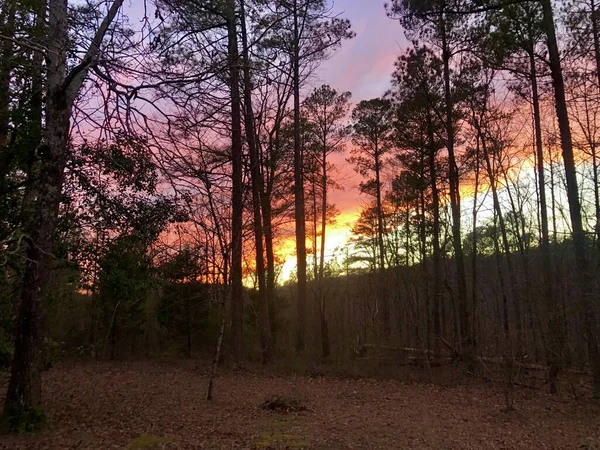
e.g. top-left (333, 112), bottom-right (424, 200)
top-left (276, 1), bottom-right (409, 279)
top-left (314, 0), bottom-right (407, 213)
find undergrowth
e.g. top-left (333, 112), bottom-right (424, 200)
top-left (0, 403), bottom-right (47, 434)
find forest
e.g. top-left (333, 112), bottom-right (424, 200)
top-left (0, 0), bottom-right (600, 447)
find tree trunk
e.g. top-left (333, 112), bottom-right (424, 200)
top-left (319, 152), bottom-right (327, 280)
top-left (261, 185), bottom-right (277, 343)
top-left (227, 0), bottom-right (245, 368)
top-left (530, 48), bottom-right (550, 252)
top-left (207, 296), bottom-right (226, 401)
top-left (427, 115), bottom-right (442, 355)
top-left (470, 133), bottom-right (480, 351)
top-left (319, 153), bottom-right (330, 357)
top-left (239, 0), bottom-right (271, 364)
top-left (293, 0), bottom-right (307, 354)
top-left (20, 5), bottom-right (45, 230)
top-left (311, 177), bottom-right (319, 279)
top-left (374, 148), bottom-right (390, 339)
top-left (529, 45), bottom-right (553, 367)
top-left (440, 13), bottom-right (472, 361)
top-left (476, 117), bottom-right (519, 347)
top-left (418, 151), bottom-right (430, 349)
top-left (549, 148), bottom-right (558, 245)
top-left (492, 212), bottom-right (511, 338)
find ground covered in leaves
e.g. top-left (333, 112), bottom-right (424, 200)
top-left (0, 360), bottom-right (599, 449)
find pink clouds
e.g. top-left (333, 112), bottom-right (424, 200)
top-left (315, 1), bottom-right (408, 101)
top-left (310, 1), bottom-right (408, 225)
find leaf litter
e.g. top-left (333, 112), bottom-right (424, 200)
top-left (0, 360), bottom-right (598, 449)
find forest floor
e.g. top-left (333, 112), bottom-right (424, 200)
top-left (0, 360), bottom-right (599, 449)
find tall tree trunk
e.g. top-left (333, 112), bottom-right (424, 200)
top-left (293, 0), bottom-right (307, 354)
top-left (374, 148), bottom-right (390, 338)
top-left (492, 211), bottom-right (511, 339)
top-left (207, 295), bottom-right (226, 401)
top-left (239, 0), bottom-right (271, 364)
top-left (319, 152), bottom-right (327, 281)
top-left (470, 134), bottom-right (481, 351)
top-left (405, 203), bottom-right (410, 267)
top-left (426, 114), bottom-right (442, 355)
top-left (440, 12), bottom-right (471, 361)
top-left (529, 45), bottom-right (554, 367)
top-left (540, 0), bottom-right (599, 396)
top-left (227, 0), bottom-right (245, 368)
top-left (530, 48), bottom-right (550, 252)
top-left (261, 173), bottom-right (277, 342)
top-left (417, 151), bottom-right (430, 349)
top-left (319, 153), bottom-right (330, 357)
top-left (311, 177), bottom-right (318, 280)
top-left (549, 147), bottom-right (558, 245)
top-left (20, 7), bottom-right (45, 231)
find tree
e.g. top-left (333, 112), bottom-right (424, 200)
top-left (225, 0), bottom-right (245, 368)
top-left (239, 0), bottom-right (272, 364)
top-left (349, 98), bottom-right (394, 338)
top-left (0, 0), bottom-right (44, 249)
top-left (389, 46), bottom-right (446, 353)
top-left (3, 0), bottom-right (125, 427)
top-left (481, 1), bottom-right (550, 252)
top-left (302, 84), bottom-right (350, 357)
top-left (98, 235), bottom-right (154, 360)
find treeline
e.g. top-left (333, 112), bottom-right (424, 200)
top-left (327, 0), bottom-right (600, 399)
top-left (0, 0), bottom-right (600, 431)
top-left (288, 0), bottom-right (600, 400)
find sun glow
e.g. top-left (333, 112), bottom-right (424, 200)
top-left (277, 210), bottom-right (361, 283)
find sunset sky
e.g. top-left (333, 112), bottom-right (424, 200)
top-left (315, 0), bottom-right (407, 211)
top-left (277, 1), bottom-right (409, 279)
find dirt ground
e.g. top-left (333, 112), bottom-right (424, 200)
top-left (0, 360), bottom-right (599, 449)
